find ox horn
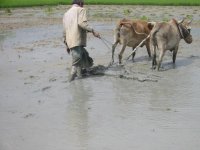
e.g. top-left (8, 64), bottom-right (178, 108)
top-left (178, 17), bottom-right (186, 24)
top-left (188, 19), bottom-right (193, 24)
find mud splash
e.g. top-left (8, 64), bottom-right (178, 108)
top-left (84, 64), bottom-right (160, 82)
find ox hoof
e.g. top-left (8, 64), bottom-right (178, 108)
top-left (152, 65), bottom-right (156, 70)
top-left (108, 61), bottom-right (114, 67)
top-left (118, 63), bottom-right (124, 67)
top-left (158, 66), bottom-right (165, 71)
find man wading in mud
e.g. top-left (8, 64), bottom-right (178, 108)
top-left (63, 0), bottom-right (100, 82)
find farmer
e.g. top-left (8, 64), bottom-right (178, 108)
top-left (63, 0), bottom-right (100, 82)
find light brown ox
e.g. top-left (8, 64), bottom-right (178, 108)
top-left (111, 18), bottom-right (154, 64)
top-left (150, 18), bottom-right (193, 70)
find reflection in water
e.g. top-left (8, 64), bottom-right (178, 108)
top-left (149, 82), bottom-right (174, 109)
top-left (66, 81), bottom-right (93, 150)
top-left (0, 31), bottom-right (12, 51)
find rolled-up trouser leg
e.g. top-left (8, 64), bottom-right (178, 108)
top-left (70, 46), bottom-right (93, 81)
top-left (68, 66), bottom-right (77, 82)
top-left (71, 46), bottom-right (93, 69)
top-left (76, 66), bottom-right (82, 78)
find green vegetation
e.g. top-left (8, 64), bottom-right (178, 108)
top-left (86, 0), bottom-right (200, 6)
top-left (0, 0), bottom-right (200, 7)
top-left (44, 6), bottom-right (54, 15)
top-left (0, 0), bottom-right (68, 8)
top-left (123, 8), bottom-right (132, 16)
top-left (140, 15), bottom-right (148, 21)
top-left (186, 14), bottom-right (193, 19)
top-left (5, 8), bottom-right (12, 15)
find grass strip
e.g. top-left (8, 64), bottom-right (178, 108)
top-left (0, 0), bottom-right (200, 7)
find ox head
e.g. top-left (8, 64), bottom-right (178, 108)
top-left (178, 18), bottom-right (193, 44)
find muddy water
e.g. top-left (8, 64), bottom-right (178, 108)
top-left (1, 5), bottom-right (200, 150)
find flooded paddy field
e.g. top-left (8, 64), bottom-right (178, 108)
top-left (0, 5), bottom-right (200, 150)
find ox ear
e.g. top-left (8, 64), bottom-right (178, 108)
top-left (147, 22), bottom-right (156, 30)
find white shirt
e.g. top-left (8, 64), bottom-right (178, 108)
top-left (63, 5), bottom-right (93, 49)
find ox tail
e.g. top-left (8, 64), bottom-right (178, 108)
top-left (151, 28), bottom-right (159, 68)
top-left (113, 21), bottom-right (122, 43)
top-left (151, 30), bottom-right (159, 47)
top-left (151, 22), bottom-right (164, 48)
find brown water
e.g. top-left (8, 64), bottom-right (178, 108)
top-left (0, 5), bottom-right (200, 150)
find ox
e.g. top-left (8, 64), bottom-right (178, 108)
top-left (150, 18), bottom-right (193, 70)
top-left (111, 18), bottom-right (154, 64)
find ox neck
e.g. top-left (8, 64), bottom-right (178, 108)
top-left (172, 19), bottom-right (184, 39)
top-left (177, 24), bottom-right (185, 39)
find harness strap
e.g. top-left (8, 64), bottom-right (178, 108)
top-left (177, 24), bottom-right (184, 39)
top-left (172, 18), bottom-right (184, 39)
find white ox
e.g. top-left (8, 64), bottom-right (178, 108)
top-left (150, 18), bottom-right (193, 70)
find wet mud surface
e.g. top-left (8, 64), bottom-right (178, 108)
top-left (0, 5), bottom-right (200, 150)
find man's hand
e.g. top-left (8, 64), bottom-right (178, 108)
top-left (66, 47), bottom-right (70, 54)
top-left (92, 30), bottom-right (100, 38)
top-left (63, 38), bottom-right (70, 54)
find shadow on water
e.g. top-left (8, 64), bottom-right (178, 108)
top-left (159, 55), bottom-right (199, 71)
top-left (0, 31), bottom-right (13, 51)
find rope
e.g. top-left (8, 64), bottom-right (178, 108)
top-left (98, 33), bottom-right (150, 67)
top-left (100, 37), bottom-right (112, 51)
top-left (100, 37), bottom-right (113, 45)
top-left (98, 36), bottom-right (120, 67)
